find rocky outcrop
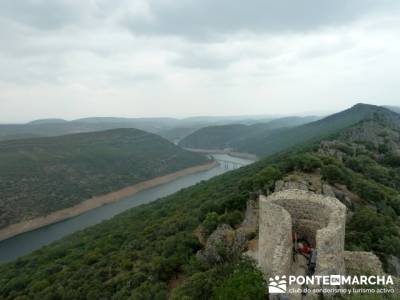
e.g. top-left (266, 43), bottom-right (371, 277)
top-left (339, 118), bottom-right (400, 151)
top-left (239, 199), bottom-right (258, 237)
top-left (322, 183), bottom-right (335, 197)
top-left (197, 224), bottom-right (236, 264)
top-left (197, 223), bottom-right (249, 265)
top-left (344, 251), bottom-right (384, 275)
top-left (197, 200), bottom-right (259, 265)
top-left (318, 141), bottom-right (348, 162)
top-left (274, 172), bottom-right (323, 194)
top-left (275, 179), bottom-right (308, 192)
top-left (331, 184), bottom-right (364, 209)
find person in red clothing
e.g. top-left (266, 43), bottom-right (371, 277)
top-left (293, 232), bottom-right (312, 257)
top-left (298, 242), bottom-right (311, 256)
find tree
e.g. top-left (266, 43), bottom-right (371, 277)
top-left (202, 212), bottom-right (219, 235)
top-left (214, 259), bottom-right (266, 300)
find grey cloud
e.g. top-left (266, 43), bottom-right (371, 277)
top-left (0, 0), bottom-right (82, 30)
top-left (123, 0), bottom-right (400, 41)
top-left (0, 0), bottom-right (125, 31)
top-left (172, 48), bottom-right (235, 70)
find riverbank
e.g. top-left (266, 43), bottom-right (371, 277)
top-left (183, 147), bottom-right (258, 161)
top-left (0, 161), bottom-right (218, 242)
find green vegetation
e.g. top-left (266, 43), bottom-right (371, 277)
top-left (172, 258), bottom-right (265, 300)
top-left (179, 116), bottom-right (319, 151)
top-left (181, 104), bottom-right (398, 157)
top-left (179, 124), bottom-right (255, 150)
top-left (0, 128), bottom-right (208, 229)
top-left (0, 151), bottom-right (269, 299)
top-left (0, 104), bottom-right (399, 299)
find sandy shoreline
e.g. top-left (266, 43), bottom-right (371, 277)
top-left (0, 161), bottom-right (218, 242)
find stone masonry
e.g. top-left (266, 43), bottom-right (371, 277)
top-left (258, 189), bottom-right (347, 278)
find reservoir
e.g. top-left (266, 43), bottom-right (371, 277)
top-left (0, 154), bottom-right (254, 262)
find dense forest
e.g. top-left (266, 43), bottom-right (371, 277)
top-left (0, 128), bottom-right (208, 229)
top-left (0, 104), bottom-right (399, 299)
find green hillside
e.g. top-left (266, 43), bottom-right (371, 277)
top-left (179, 124), bottom-right (255, 149)
top-left (179, 116), bottom-right (319, 151)
top-left (181, 104), bottom-right (398, 157)
top-left (0, 120), bottom-right (176, 141)
top-left (239, 104), bottom-right (397, 156)
top-left (0, 105), bottom-right (399, 299)
top-left (384, 105), bottom-right (400, 114)
top-left (0, 129), bottom-right (208, 229)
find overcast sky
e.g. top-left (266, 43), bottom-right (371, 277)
top-left (1, 0), bottom-right (400, 122)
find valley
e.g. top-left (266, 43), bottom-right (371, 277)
top-left (0, 129), bottom-right (209, 230)
top-left (1, 104), bottom-right (399, 299)
top-left (2, 2), bottom-right (400, 298)
top-left (0, 154), bottom-right (253, 262)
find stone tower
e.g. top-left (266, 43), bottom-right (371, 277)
top-left (258, 189), bottom-right (346, 278)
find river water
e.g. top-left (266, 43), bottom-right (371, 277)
top-left (0, 154), bottom-right (254, 263)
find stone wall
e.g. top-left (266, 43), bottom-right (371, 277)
top-left (258, 198), bottom-right (292, 276)
top-left (258, 189), bottom-right (347, 278)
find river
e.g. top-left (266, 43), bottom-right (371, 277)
top-left (0, 154), bottom-right (254, 263)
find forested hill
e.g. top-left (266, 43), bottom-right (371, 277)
top-left (385, 105), bottom-right (400, 114)
top-left (180, 104), bottom-right (397, 157)
top-left (1, 104), bottom-right (399, 299)
top-left (178, 116), bottom-right (319, 150)
top-left (0, 128), bottom-right (208, 230)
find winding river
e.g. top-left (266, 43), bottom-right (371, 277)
top-left (0, 154), bottom-right (254, 263)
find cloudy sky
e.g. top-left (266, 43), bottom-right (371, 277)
top-left (1, 0), bottom-right (400, 122)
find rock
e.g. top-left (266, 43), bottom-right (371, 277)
top-left (194, 225), bottom-right (207, 246)
top-left (274, 180), bottom-right (284, 191)
top-left (275, 179), bottom-right (308, 192)
top-left (243, 239), bottom-right (258, 261)
top-left (387, 255), bottom-right (400, 276)
top-left (331, 185), bottom-right (358, 208)
top-left (197, 224), bottom-right (236, 264)
top-left (233, 228), bottom-right (248, 253)
top-left (318, 141), bottom-right (346, 162)
top-left (240, 199), bottom-right (258, 237)
top-left (322, 184), bottom-right (335, 197)
top-left (344, 251), bottom-right (384, 276)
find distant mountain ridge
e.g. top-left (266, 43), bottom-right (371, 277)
top-left (180, 104), bottom-right (398, 157)
top-left (0, 115), bottom-right (280, 143)
top-left (28, 118), bottom-right (68, 125)
top-left (179, 116), bottom-right (319, 151)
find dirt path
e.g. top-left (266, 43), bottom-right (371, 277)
top-left (0, 161), bottom-right (218, 241)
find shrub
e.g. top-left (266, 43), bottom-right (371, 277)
top-left (289, 154), bottom-right (322, 172)
top-left (218, 210), bottom-right (243, 228)
top-left (202, 212), bottom-right (219, 235)
top-left (321, 164), bottom-right (347, 184)
top-left (252, 166), bottom-right (282, 190)
top-left (214, 259), bottom-right (266, 300)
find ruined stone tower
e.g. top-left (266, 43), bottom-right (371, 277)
top-left (258, 189), bottom-right (346, 277)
